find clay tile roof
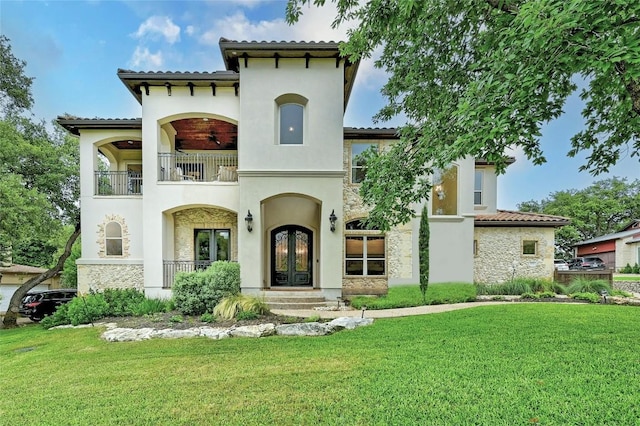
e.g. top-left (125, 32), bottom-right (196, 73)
top-left (475, 210), bottom-right (570, 227)
top-left (0, 264), bottom-right (50, 274)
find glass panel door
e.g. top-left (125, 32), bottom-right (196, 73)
top-left (271, 226), bottom-right (312, 286)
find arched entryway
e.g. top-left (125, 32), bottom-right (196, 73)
top-left (271, 225), bottom-right (313, 287)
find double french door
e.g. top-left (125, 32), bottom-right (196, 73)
top-left (271, 226), bottom-right (312, 287)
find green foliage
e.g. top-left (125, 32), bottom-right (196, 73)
top-left (476, 280), bottom-right (532, 296)
top-left (349, 283), bottom-right (476, 310)
top-left (172, 261), bottom-right (241, 315)
top-left (199, 312), bottom-right (215, 323)
top-left (418, 203), bottom-right (429, 303)
top-left (169, 315), bottom-right (183, 323)
top-left (0, 35), bottom-right (33, 113)
top-left (518, 178), bottom-right (640, 257)
top-left (40, 303), bottom-right (71, 329)
top-left (287, 0), bottom-right (640, 229)
top-left (213, 294), bottom-right (269, 321)
top-left (65, 294), bottom-right (110, 326)
top-left (304, 315), bottom-right (321, 323)
top-left (236, 311), bottom-right (259, 321)
top-left (172, 262), bottom-right (239, 315)
top-left (131, 298), bottom-right (171, 316)
top-left (102, 288), bottom-right (146, 316)
top-left (620, 263), bottom-right (640, 274)
top-left (520, 292), bottom-right (538, 300)
top-left (566, 278), bottom-right (612, 295)
top-left (570, 292), bottom-right (601, 303)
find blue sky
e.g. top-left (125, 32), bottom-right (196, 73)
top-left (2, 0), bottom-right (638, 210)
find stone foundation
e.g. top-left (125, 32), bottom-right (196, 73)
top-left (77, 263), bottom-right (144, 295)
top-left (614, 281), bottom-right (640, 294)
top-left (342, 276), bottom-right (388, 296)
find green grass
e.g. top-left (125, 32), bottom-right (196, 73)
top-left (613, 274), bottom-right (640, 281)
top-left (349, 283), bottom-right (476, 309)
top-left (4, 304), bottom-right (639, 425)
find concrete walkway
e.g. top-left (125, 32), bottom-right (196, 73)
top-left (272, 300), bottom-right (521, 319)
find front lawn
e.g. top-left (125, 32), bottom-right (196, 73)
top-left (349, 282), bottom-right (476, 309)
top-left (2, 304), bottom-right (639, 425)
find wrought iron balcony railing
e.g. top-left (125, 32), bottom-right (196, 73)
top-left (158, 152), bottom-right (238, 183)
top-left (94, 171), bottom-right (142, 196)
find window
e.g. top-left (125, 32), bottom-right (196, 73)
top-left (474, 170), bottom-right (483, 205)
top-left (351, 143), bottom-right (377, 183)
top-left (473, 239), bottom-right (478, 257)
top-left (432, 165), bottom-right (458, 215)
top-left (344, 220), bottom-right (385, 276)
top-left (279, 104), bottom-right (304, 144)
top-left (195, 229), bottom-right (230, 266)
top-left (522, 240), bottom-right (537, 255)
top-left (105, 222), bottom-right (123, 256)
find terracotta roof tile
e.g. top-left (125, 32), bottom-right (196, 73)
top-left (475, 210), bottom-right (570, 227)
top-left (0, 264), bottom-right (49, 274)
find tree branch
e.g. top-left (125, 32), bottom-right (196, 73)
top-left (485, 0), bottom-right (519, 15)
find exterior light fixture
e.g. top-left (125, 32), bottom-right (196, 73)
top-left (245, 210), bottom-right (253, 232)
top-left (329, 209), bottom-right (337, 232)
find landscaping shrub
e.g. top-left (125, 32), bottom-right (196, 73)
top-left (40, 303), bottom-right (71, 329)
top-left (476, 280), bottom-right (531, 296)
top-left (103, 288), bottom-right (146, 316)
top-left (570, 292), bottom-right (601, 303)
top-left (213, 294), bottom-right (269, 320)
top-left (172, 261), bottom-right (241, 315)
top-left (566, 278), bottom-right (611, 295)
top-left (131, 298), bottom-right (171, 316)
top-left (349, 283), bottom-right (476, 309)
top-left (66, 294), bottom-right (110, 326)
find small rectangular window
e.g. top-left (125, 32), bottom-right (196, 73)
top-left (522, 240), bottom-right (537, 255)
top-left (474, 170), bottom-right (483, 205)
top-left (473, 239), bottom-right (478, 256)
top-left (351, 143), bottom-right (377, 183)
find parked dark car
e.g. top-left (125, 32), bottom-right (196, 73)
top-left (19, 289), bottom-right (77, 322)
top-left (568, 257), bottom-right (606, 270)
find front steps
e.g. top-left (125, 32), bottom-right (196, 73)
top-left (262, 289), bottom-right (335, 310)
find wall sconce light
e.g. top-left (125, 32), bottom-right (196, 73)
top-left (245, 210), bottom-right (253, 232)
top-left (329, 209), bottom-right (337, 232)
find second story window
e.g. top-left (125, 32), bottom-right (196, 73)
top-left (432, 165), bottom-right (459, 216)
top-left (474, 170), bottom-right (483, 205)
top-left (351, 143), bottom-right (377, 183)
top-left (279, 103), bottom-right (304, 144)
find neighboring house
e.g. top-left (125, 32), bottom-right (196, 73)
top-left (573, 220), bottom-right (640, 271)
top-left (0, 264), bottom-right (61, 313)
top-left (57, 37), bottom-right (566, 301)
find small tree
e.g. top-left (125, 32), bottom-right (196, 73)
top-left (419, 203), bottom-right (429, 303)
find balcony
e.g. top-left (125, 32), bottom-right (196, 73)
top-left (95, 171), bottom-right (142, 196)
top-left (158, 152), bottom-right (238, 183)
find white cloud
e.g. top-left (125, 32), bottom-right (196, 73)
top-left (129, 46), bottom-right (163, 69)
top-left (185, 25), bottom-right (196, 36)
top-left (133, 16), bottom-right (181, 44)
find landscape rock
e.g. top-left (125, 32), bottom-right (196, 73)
top-left (102, 327), bottom-right (155, 342)
top-left (229, 324), bottom-right (276, 338)
top-left (275, 322), bottom-right (333, 336)
top-left (198, 327), bottom-right (231, 340)
top-left (152, 328), bottom-right (200, 339)
top-left (328, 317), bottom-right (374, 330)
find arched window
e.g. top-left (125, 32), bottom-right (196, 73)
top-left (432, 165), bottom-right (458, 215)
top-left (105, 222), bottom-right (123, 256)
top-left (276, 94), bottom-right (307, 145)
top-left (344, 219), bottom-right (386, 276)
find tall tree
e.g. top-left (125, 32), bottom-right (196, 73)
top-left (0, 36), bottom-right (80, 328)
top-left (418, 203), bottom-right (429, 303)
top-left (287, 0), bottom-right (640, 228)
top-left (518, 177), bottom-right (640, 257)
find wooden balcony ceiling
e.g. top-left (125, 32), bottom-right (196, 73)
top-left (172, 118), bottom-right (238, 150)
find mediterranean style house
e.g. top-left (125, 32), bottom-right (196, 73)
top-left (58, 38), bottom-right (568, 302)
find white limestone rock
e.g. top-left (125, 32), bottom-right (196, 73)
top-left (198, 327), bottom-right (231, 340)
top-left (229, 324), bottom-right (276, 338)
top-left (328, 317), bottom-right (374, 330)
top-left (275, 322), bottom-right (333, 336)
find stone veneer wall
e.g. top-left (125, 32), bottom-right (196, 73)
top-left (614, 281), bottom-right (640, 294)
top-left (77, 264), bottom-right (144, 295)
top-left (474, 227), bottom-right (555, 283)
top-left (173, 208), bottom-right (238, 261)
top-left (341, 141), bottom-right (413, 295)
